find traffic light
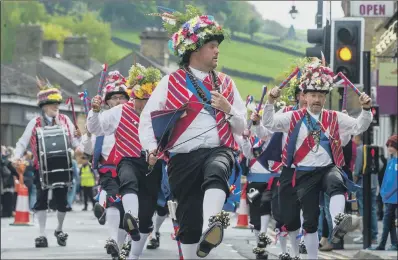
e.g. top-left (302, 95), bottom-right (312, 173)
top-left (306, 24), bottom-right (331, 64)
top-left (331, 18), bottom-right (365, 86)
top-left (362, 145), bottom-right (379, 175)
top-left (370, 105), bottom-right (379, 126)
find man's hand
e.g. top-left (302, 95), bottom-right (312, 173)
top-left (250, 111), bottom-right (261, 123)
top-left (148, 149), bottom-right (158, 166)
top-left (242, 129), bottom-right (250, 139)
top-left (359, 92), bottom-right (372, 109)
top-left (210, 91), bottom-right (231, 113)
top-left (74, 128), bottom-right (82, 138)
top-left (91, 95), bottom-right (102, 112)
top-left (268, 87), bottom-right (281, 104)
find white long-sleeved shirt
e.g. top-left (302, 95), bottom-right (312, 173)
top-left (139, 67), bottom-right (247, 154)
top-left (14, 114), bottom-right (80, 160)
top-left (78, 133), bottom-right (116, 162)
top-left (237, 135), bottom-right (272, 174)
top-left (262, 104), bottom-right (373, 167)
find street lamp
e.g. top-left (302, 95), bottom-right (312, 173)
top-left (289, 5), bottom-right (299, 20)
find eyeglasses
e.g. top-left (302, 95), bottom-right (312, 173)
top-left (110, 96), bottom-right (127, 101)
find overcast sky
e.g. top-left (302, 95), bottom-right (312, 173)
top-left (249, 1), bottom-right (345, 30)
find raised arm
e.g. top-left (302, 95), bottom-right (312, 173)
top-left (337, 109), bottom-right (373, 137)
top-left (138, 75), bottom-right (169, 152)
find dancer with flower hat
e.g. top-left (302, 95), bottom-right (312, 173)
top-left (12, 77), bottom-right (81, 248)
top-left (261, 58), bottom-right (373, 259)
top-left (141, 5), bottom-right (247, 259)
top-left (88, 65), bottom-right (164, 260)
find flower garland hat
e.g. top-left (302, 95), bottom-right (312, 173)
top-left (299, 54), bottom-right (335, 94)
top-left (36, 77), bottom-right (63, 107)
top-left (149, 5), bottom-right (227, 59)
top-left (102, 71), bottom-right (129, 102)
top-left (127, 63), bottom-right (162, 100)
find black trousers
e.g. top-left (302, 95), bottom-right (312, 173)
top-left (168, 147), bottom-right (234, 244)
top-left (156, 204), bottom-right (169, 217)
top-left (278, 167), bottom-right (301, 231)
top-left (246, 182), bottom-right (271, 231)
top-left (295, 165), bottom-right (346, 233)
top-left (270, 177), bottom-right (282, 227)
top-left (116, 157), bottom-right (163, 234)
top-left (33, 171), bottom-right (68, 212)
top-left (82, 186), bottom-right (95, 209)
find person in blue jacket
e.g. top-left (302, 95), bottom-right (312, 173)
top-left (371, 134), bottom-right (397, 251)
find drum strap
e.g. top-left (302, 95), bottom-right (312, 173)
top-left (93, 136), bottom-right (105, 170)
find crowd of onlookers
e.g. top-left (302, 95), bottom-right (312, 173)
top-left (0, 145), bottom-right (98, 218)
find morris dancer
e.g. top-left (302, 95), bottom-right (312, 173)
top-left (262, 59), bottom-right (372, 259)
top-left (141, 5), bottom-right (246, 258)
top-left (88, 66), bottom-right (163, 260)
top-left (240, 108), bottom-right (277, 260)
top-left (13, 78), bottom-right (80, 248)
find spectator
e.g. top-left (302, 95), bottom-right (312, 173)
top-left (377, 149), bottom-right (388, 220)
top-left (22, 151), bottom-right (35, 210)
top-left (1, 148), bottom-right (18, 218)
top-left (79, 155), bottom-right (96, 211)
top-left (371, 134), bottom-right (398, 251)
top-left (353, 134), bottom-right (378, 245)
top-left (66, 150), bottom-right (80, 211)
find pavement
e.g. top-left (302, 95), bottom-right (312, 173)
top-left (1, 204), bottom-right (397, 259)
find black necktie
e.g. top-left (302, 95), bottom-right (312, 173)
top-left (52, 117), bottom-right (56, 126)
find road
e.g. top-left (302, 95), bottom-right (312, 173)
top-left (1, 204), bottom-right (394, 259)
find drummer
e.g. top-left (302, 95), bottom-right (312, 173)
top-left (13, 78), bottom-right (81, 248)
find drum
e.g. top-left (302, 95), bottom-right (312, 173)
top-left (36, 126), bottom-right (73, 189)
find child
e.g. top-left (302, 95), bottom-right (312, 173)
top-left (79, 155), bottom-right (96, 211)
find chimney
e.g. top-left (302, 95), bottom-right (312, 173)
top-left (13, 23), bottom-right (43, 77)
top-left (140, 28), bottom-right (169, 67)
top-left (63, 36), bottom-right (90, 70)
top-left (42, 40), bottom-right (59, 58)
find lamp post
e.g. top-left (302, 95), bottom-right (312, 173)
top-left (289, 5), bottom-right (299, 20)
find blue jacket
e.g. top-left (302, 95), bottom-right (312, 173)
top-left (380, 157), bottom-right (397, 204)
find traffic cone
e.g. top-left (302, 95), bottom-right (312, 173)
top-left (10, 184), bottom-right (32, 226)
top-left (234, 179), bottom-right (249, 229)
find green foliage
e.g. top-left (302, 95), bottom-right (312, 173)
top-left (248, 18), bottom-right (262, 39)
top-left (162, 5), bottom-right (203, 35)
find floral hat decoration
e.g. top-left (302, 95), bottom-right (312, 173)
top-left (127, 63), bottom-right (162, 100)
top-left (149, 5), bottom-right (228, 58)
top-left (36, 77), bottom-right (63, 107)
top-left (299, 55), bottom-right (335, 93)
top-left (102, 71), bottom-right (129, 102)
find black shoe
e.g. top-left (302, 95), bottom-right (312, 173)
top-left (35, 236), bottom-right (48, 248)
top-left (331, 213), bottom-right (359, 243)
top-left (93, 202), bottom-right (106, 225)
top-left (197, 222), bottom-right (224, 258)
top-left (146, 232), bottom-right (160, 249)
top-left (104, 238), bottom-right (119, 259)
top-left (123, 212), bottom-right (140, 241)
top-left (278, 253), bottom-right (291, 260)
top-left (253, 247), bottom-right (268, 259)
top-left (119, 240), bottom-right (132, 260)
top-left (54, 230), bottom-right (68, 246)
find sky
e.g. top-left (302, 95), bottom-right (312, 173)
top-left (249, 1), bottom-right (345, 30)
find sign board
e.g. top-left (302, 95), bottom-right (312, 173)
top-left (379, 62), bottom-right (398, 87)
top-left (24, 111), bottom-right (41, 121)
top-left (350, 1), bottom-right (395, 17)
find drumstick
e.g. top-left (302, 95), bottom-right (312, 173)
top-left (334, 72), bottom-right (362, 96)
top-left (97, 63), bottom-right (108, 97)
top-left (247, 85), bottom-right (267, 129)
top-left (65, 97), bottom-right (78, 128)
top-left (279, 67), bottom-right (300, 90)
top-left (342, 84), bottom-right (348, 111)
top-left (245, 95), bottom-right (254, 107)
top-left (167, 200), bottom-right (184, 260)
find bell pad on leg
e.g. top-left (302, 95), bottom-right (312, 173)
top-left (208, 210), bottom-right (230, 229)
top-left (257, 232), bottom-right (272, 248)
top-left (278, 252), bottom-right (291, 260)
top-left (35, 236), bottom-right (48, 248)
top-left (105, 239), bottom-right (120, 259)
top-left (54, 231), bottom-right (68, 246)
top-left (331, 213), bottom-right (352, 244)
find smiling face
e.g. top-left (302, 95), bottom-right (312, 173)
top-left (42, 103), bottom-right (60, 117)
top-left (191, 40), bottom-right (220, 71)
top-left (305, 91), bottom-right (327, 114)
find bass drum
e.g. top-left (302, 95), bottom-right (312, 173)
top-left (36, 125), bottom-right (73, 189)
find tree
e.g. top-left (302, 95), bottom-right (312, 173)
top-left (224, 2), bottom-right (251, 35)
top-left (248, 17), bottom-right (262, 40)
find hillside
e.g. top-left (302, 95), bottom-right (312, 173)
top-left (111, 29), bottom-right (306, 98)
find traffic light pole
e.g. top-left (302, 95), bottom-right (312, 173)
top-left (362, 51), bottom-right (372, 249)
top-left (316, 0), bottom-right (323, 28)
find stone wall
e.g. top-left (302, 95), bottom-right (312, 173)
top-left (140, 28), bottom-right (169, 67)
top-left (63, 36), bottom-right (90, 70)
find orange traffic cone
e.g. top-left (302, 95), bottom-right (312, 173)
top-left (10, 184), bottom-right (32, 226)
top-left (234, 180), bottom-right (249, 229)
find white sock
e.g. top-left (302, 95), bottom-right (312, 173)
top-left (202, 189), bottom-right (226, 232)
top-left (254, 229), bottom-right (260, 244)
top-left (122, 194), bottom-right (139, 217)
top-left (154, 214), bottom-right (167, 233)
top-left (129, 233), bottom-right (149, 259)
top-left (117, 228), bottom-right (127, 249)
top-left (329, 194), bottom-right (345, 228)
top-left (106, 207), bottom-right (121, 241)
top-left (99, 190), bottom-right (107, 208)
top-left (260, 215), bottom-right (270, 233)
top-left (56, 211), bottom-right (66, 232)
top-left (279, 235), bottom-right (288, 253)
top-left (180, 243), bottom-right (199, 259)
top-left (300, 210), bottom-right (304, 233)
top-left (288, 229), bottom-right (300, 257)
top-left (304, 232), bottom-right (319, 259)
top-left (36, 210), bottom-right (47, 236)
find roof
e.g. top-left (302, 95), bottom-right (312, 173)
top-left (40, 56), bottom-right (93, 86)
top-left (1, 64), bottom-right (81, 104)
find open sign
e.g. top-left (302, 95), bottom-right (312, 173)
top-left (350, 1), bottom-right (394, 17)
